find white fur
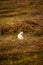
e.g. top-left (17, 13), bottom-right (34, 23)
top-left (18, 32), bottom-right (23, 40)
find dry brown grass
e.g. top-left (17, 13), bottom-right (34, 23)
top-left (0, 20), bottom-right (43, 36)
top-left (0, 0), bottom-right (43, 65)
top-left (0, 34), bottom-right (43, 65)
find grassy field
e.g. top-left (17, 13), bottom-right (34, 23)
top-left (0, 0), bottom-right (43, 65)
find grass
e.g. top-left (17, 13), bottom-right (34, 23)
top-left (0, 0), bottom-right (43, 65)
top-left (0, 52), bottom-right (43, 65)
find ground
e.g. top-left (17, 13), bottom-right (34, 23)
top-left (0, 0), bottom-right (43, 65)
